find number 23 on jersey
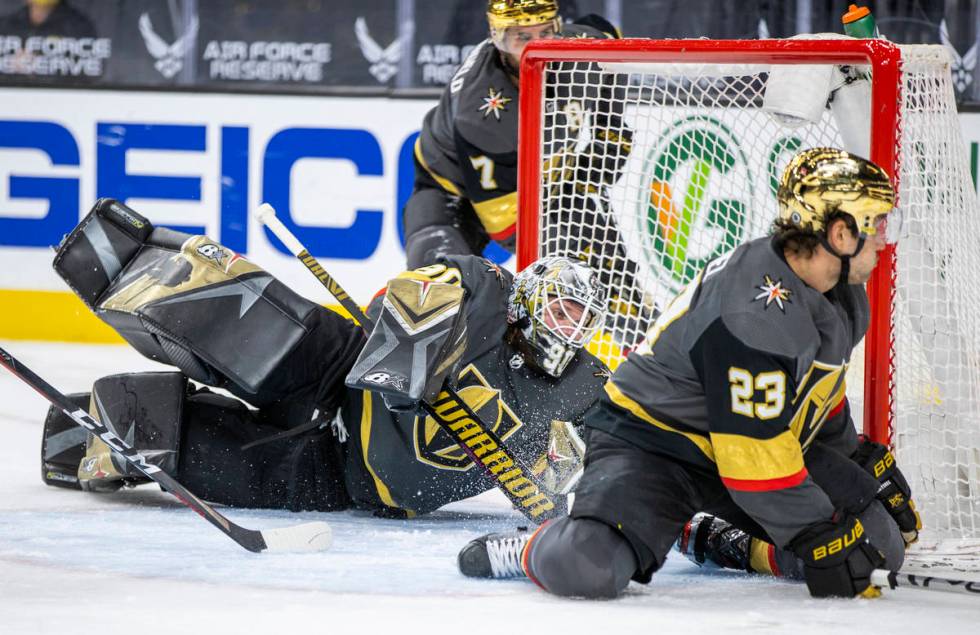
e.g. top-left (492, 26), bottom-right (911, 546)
top-left (728, 368), bottom-right (786, 419)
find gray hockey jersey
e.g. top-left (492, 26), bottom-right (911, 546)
top-left (596, 236), bottom-right (870, 547)
top-left (414, 22), bottom-right (627, 251)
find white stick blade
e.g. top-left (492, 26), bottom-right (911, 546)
top-left (261, 521), bottom-right (332, 552)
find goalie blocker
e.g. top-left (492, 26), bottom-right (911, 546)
top-left (346, 277), bottom-right (467, 412)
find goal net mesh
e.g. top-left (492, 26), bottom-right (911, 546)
top-left (528, 42), bottom-right (980, 553)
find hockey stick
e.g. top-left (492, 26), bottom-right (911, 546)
top-left (0, 344), bottom-right (332, 553)
top-left (256, 203), bottom-right (560, 521)
top-left (871, 569), bottom-right (980, 597)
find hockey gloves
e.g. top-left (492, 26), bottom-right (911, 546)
top-left (346, 278), bottom-right (466, 413)
top-left (790, 513), bottom-right (885, 598)
top-left (853, 437), bottom-right (922, 546)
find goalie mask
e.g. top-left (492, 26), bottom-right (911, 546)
top-left (508, 256), bottom-right (606, 378)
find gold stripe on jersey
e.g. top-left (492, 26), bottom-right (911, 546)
top-left (604, 381), bottom-right (715, 462)
top-left (359, 391), bottom-right (401, 510)
top-left (787, 360), bottom-right (847, 450)
top-left (414, 137), bottom-right (462, 196)
top-left (710, 429), bottom-right (805, 482)
top-left (472, 191), bottom-right (519, 237)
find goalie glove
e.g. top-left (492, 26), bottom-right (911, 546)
top-left (345, 278), bottom-right (466, 412)
top-left (790, 513), bottom-right (886, 599)
top-left (852, 437), bottom-right (922, 547)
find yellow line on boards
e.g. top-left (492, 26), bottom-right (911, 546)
top-left (0, 289), bottom-right (121, 343)
top-left (0, 289), bottom-right (355, 343)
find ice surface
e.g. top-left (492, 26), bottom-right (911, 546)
top-left (1, 340), bottom-right (977, 634)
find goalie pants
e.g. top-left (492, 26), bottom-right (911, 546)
top-left (176, 387), bottom-right (352, 512)
top-left (402, 157), bottom-right (492, 268)
top-left (524, 425), bottom-right (905, 599)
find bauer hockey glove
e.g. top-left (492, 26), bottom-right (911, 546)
top-left (853, 437), bottom-right (922, 546)
top-left (790, 513), bottom-right (886, 599)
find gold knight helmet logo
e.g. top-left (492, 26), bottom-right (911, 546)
top-left (413, 365), bottom-right (523, 470)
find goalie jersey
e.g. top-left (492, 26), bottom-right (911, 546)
top-left (415, 21), bottom-right (629, 252)
top-left (595, 236), bottom-right (870, 548)
top-left (342, 254), bottom-right (608, 516)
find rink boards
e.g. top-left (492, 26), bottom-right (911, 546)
top-left (2, 87), bottom-right (980, 341)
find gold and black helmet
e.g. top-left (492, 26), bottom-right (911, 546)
top-left (777, 147), bottom-right (896, 239)
top-left (487, 0), bottom-right (560, 30)
top-left (507, 256), bottom-right (606, 378)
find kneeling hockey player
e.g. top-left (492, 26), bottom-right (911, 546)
top-left (457, 147), bottom-right (921, 598)
top-left (40, 199), bottom-right (609, 518)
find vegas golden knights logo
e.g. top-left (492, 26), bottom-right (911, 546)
top-left (790, 360), bottom-right (846, 450)
top-left (413, 364), bottom-right (522, 471)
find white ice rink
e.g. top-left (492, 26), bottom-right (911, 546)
top-left (1, 340), bottom-right (977, 634)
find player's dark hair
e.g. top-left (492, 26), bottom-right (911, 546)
top-left (771, 211), bottom-right (857, 257)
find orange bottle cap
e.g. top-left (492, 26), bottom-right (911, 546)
top-left (842, 4), bottom-right (871, 24)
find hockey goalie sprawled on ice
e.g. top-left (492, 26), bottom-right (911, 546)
top-left (39, 198), bottom-right (609, 518)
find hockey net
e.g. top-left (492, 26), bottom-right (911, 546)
top-left (517, 38), bottom-right (980, 564)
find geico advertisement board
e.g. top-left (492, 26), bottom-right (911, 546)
top-left (0, 87), bottom-right (464, 340)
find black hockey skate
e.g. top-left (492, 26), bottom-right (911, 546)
top-left (675, 513), bottom-right (751, 571)
top-left (458, 528), bottom-right (531, 579)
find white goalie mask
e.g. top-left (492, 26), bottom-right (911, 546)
top-left (507, 256), bottom-right (607, 378)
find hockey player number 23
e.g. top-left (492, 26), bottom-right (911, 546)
top-left (728, 368), bottom-right (786, 420)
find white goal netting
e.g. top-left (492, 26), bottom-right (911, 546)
top-left (525, 40), bottom-right (980, 554)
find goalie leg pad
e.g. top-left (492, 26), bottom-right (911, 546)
top-left (77, 372), bottom-right (186, 490)
top-left (53, 199), bottom-right (345, 405)
top-left (41, 392), bottom-right (91, 490)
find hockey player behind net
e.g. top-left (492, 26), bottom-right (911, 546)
top-left (405, 0), bottom-right (650, 341)
top-left (458, 147), bottom-right (921, 599)
top-left (40, 198), bottom-right (611, 518)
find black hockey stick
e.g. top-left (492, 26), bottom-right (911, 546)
top-left (0, 344), bottom-right (332, 553)
top-left (256, 204), bottom-right (560, 521)
top-left (871, 569), bottom-right (980, 597)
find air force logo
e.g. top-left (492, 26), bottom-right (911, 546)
top-left (138, 13), bottom-right (199, 79)
top-left (940, 19), bottom-right (977, 94)
top-left (354, 17), bottom-right (413, 83)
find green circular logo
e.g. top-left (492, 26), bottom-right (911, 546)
top-left (637, 115), bottom-right (753, 294)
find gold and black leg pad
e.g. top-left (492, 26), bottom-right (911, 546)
top-left (40, 392), bottom-right (91, 490)
top-left (76, 372), bottom-right (186, 492)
